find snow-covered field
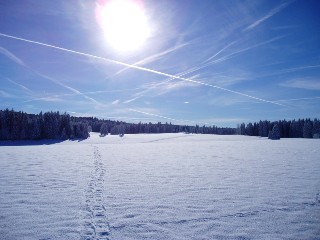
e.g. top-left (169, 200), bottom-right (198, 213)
top-left (0, 133), bottom-right (319, 240)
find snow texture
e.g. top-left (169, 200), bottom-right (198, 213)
top-left (1, 133), bottom-right (320, 239)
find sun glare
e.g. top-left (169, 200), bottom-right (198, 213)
top-left (96, 0), bottom-right (150, 52)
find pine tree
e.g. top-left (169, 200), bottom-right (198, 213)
top-left (60, 128), bottom-right (67, 140)
top-left (246, 123), bottom-right (253, 136)
top-left (31, 119), bottom-right (41, 140)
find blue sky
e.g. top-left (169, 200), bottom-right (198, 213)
top-left (0, 0), bottom-right (319, 127)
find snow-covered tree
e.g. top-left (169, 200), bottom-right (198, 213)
top-left (245, 123), bottom-right (253, 136)
top-left (303, 121), bottom-right (313, 138)
top-left (110, 125), bottom-right (119, 135)
top-left (268, 123), bottom-right (280, 140)
top-left (312, 119), bottom-right (320, 138)
top-left (119, 124), bottom-right (125, 137)
top-left (100, 123), bottom-right (108, 137)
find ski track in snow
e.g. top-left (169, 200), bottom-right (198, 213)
top-left (82, 145), bottom-right (110, 240)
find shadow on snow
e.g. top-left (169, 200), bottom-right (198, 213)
top-left (0, 138), bottom-right (86, 146)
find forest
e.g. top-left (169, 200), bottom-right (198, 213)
top-left (0, 109), bottom-right (234, 140)
top-left (0, 109), bottom-right (319, 140)
top-left (237, 119), bottom-right (320, 139)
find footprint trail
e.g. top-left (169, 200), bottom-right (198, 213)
top-left (82, 145), bottom-right (110, 240)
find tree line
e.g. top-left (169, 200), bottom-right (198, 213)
top-left (0, 109), bottom-right (89, 140)
top-left (0, 109), bottom-right (235, 140)
top-left (1, 109), bottom-right (319, 141)
top-left (237, 119), bottom-right (320, 139)
top-left (80, 116), bottom-right (235, 136)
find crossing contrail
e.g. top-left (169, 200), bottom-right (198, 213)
top-left (0, 32), bottom-right (284, 106)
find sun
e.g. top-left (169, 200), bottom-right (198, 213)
top-left (96, 0), bottom-right (150, 52)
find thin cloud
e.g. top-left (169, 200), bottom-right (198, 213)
top-left (129, 108), bottom-right (239, 126)
top-left (111, 99), bottom-right (120, 104)
top-left (124, 96), bottom-right (141, 104)
top-left (156, 76), bottom-right (198, 94)
top-left (129, 108), bottom-right (194, 124)
top-left (85, 88), bottom-right (144, 94)
top-left (279, 78), bottom-right (320, 90)
top-left (122, 72), bottom-right (199, 103)
top-left (244, 1), bottom-right (292, 32)
top-left (24, 96), bottom-right (64, 103)
top-left (275, 96), bottom-right (320, 102)
top-left (0, 32), bottom-right (283, 106)
top-left (237, 64), bottom-right (320, 81)
top-left (29, 87), bottom-right (145, 100)
top-left (0, 90), bottom-right (14, 98)
top-left (204, 74), bottom-right (249, 87)
top-left (119, 66), bottom-right (205, 104)
top-left (274, 65), bottom-right (320, 75)
top-left (271, 25), bottom-right (300, 31)
top-left (81, 107), bottom-right (165, 123)
top-left (208, 95), bottom-right (261, 107)
top-left (0, 46), bottom-right (25, 66)
top-left (198, 117), bottom-right (246, 125)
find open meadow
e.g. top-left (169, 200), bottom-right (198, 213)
top-left (1, 133), bottom-right (319, 239)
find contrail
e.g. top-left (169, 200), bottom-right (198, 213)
top-left (123, 66), bottom-right (202, 103)
top-left (36, 72), bottom-right (100, 104)
top-left (0, 46), bottom-right (26, 66)
top-left (112, 41), bottom-right (190, 77)
top-left (244, 1), bottom-right (292, 32)
top-left (7, 78), bottom-right (33, 93)
top-left (123, 37), bottom-right (285, 103)
top-left (202, 41), bottom-right (237, 64)
top-left (1, 39), bottom-right (100, 104)
top-left (205, 36), bottom-right (285, 67)
top-left (0, 32), bottom-right (283, 106)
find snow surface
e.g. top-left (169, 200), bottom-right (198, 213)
top-left (0, 133), bottom-right (320, 239)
